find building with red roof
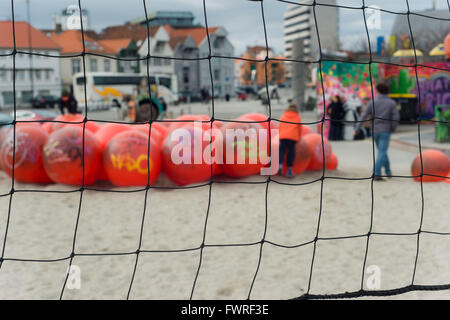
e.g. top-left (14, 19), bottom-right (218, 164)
top-left (163, 24), bottom-right (235, 99)
top-left (49, 30), bottom-right (119, 88)
top-left (0, 21), bottom-right (62, 108)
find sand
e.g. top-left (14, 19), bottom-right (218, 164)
top-left (0, 134), bottom-right (448, 300)
top-left (0, 99), bottom-right (449, 300)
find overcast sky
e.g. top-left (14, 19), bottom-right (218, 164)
top-left (1, 0), bottom-right (448, 55)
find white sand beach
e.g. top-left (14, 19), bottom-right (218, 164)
top-left (0, 131), bottom-right (448, 300)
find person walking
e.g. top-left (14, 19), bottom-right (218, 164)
top-left (327, 95), bottom-right (345, 141)
top-left (354, 83), bottom-right (400, 181)
top-left (278, 103), bottom-right (303, 177)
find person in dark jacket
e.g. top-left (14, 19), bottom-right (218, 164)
top-left (327, 95), bottom-right (345, 141)
top-left (354, 83), bottom-right (400, 181)
top-left (59, 91), bottom-right (78, 114)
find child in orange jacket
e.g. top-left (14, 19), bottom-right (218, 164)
top-left (278, 103), bottom-right (302, 177)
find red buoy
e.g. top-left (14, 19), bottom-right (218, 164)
top-left (95, 123), bottom-right (132, 150)
top-left (325, 152), bottom-right (338, 171)
top-left (43, 127), bottom-right (102, 185)
top-left (169, 114), bottom-right (211, 131)
top-left (238, 113), bottom-right (277, 132)
top-left (411, 149), bottom-right (450, 182)
top-left (162, 125), bottom-right (222, 185)
top-left (302, 133), bottom-right (333, 171)
top-left (0, 125), bottom-right (52, 183)
top-left (133, 124), bottom-right (164, 146)
top-left (45, 114), bottom-right (99, 134)
top-left (271, 135), bottom-right (311, 175)
top-left (301, 125), bottom-right (313, 137)
top-left (221, 121), bottom-right (269, 178)
top-left (103, 131), bottom-right (162, 186)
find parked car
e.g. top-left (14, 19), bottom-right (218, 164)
top-left (31, 95), bottom-right (59, 109)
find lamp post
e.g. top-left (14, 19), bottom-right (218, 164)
top-left (25, 0), bottom-right (34, 101)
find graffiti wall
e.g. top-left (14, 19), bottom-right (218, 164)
top-left (384, 62), bottom-right (450, 119)
top-left (317, 61), bottom-right (380, 114)
top-left (316, 61), bottom-right (380, 137)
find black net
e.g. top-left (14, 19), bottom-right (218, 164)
top-left (0, 0), bottom-right (449, 300)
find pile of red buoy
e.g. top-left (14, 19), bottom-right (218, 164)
top-left (0, 113), bottom-right (340, 187)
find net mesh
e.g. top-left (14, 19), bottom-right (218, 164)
top-left (0, 0), bottom-right (449, 300)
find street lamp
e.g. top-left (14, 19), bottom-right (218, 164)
top-left (25, 0), bottom-right (34, 101)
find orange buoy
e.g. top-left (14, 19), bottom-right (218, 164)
top-left (103, 131), bottom-right (162, 186)
top-left (411, 149), bottom-right (450, 182)
top-left (301, 125), bottom-right (314, 137)
top-left (95, 123), bottom-right (133, 182)
top-left (325, 152), bottom-right (338, 170)
top-left (271, 135), bottom-right (311, 175)
top-left (133, 124), bottom-right (164, 146)
top-left (162, 126), bottom-right (222, 185)
top-left (43, 127), bottom-right (102, 185)
top-left (169, 114), bottom-right (211, 131)
top-left (95, 123), bottom-right (133, 150)
top-left (45, 114), bottom-right (99, 134)
top-left (302, 133), bottom-right (333, 171)
top-left (0, 125), bottom-right (52, 183)
top-left (221, 121), bottom-right (269, 178)
top-left (238, 113), bottom-right (277, 132)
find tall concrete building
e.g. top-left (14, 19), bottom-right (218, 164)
top-left (284, 0), bottom-right (339, 60)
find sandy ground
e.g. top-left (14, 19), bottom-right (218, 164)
top-left (0, 99), bottom-right (449, 300)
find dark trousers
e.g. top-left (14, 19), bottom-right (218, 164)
top-left (279, 139), bottom-right (296, 167)
top-left (329, 122), bottom-right (343, 141)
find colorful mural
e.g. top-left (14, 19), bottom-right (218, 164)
top-left (384, 62), bottom-right (450, 119)
top-left (316, 61), bottom-right (380, 137)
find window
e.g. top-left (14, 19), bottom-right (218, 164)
top-left (21, 91), bottom-right (33, 103)
top-left (214, 69), bottom-right (220, 81)
top-left (154, 58), bottom-right (162, 66)
top-left (16, 70), bottom-right (25, 81)
top-left (104, 59), bottom-right (111, 72)
top-left (35, 70), bottom-right (42, 80)
top-left (164, 59), bottom-right (171, 66)
top-left (155, 41), bottom-right (165, 53)
top-left (183, 67), bottom-right (189, 84)
top-left (2, 91), bottom-right (14, 105)
top-left (45, 70), bottom-right (51, 80)
top-left (76, 77), bottom-right (85, 85)
top-left (93, 76), bottom-right (142, 86)
top-left (72, 59), bottom-right (81, 74)
top-left (90, 59), bottom-right (98, 72)
top-left (0, 69), bottom-right (7, 81)
top-left (159, 77), bottom-right (172, 89)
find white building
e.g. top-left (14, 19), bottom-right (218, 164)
top-left (49, 30), bottom-right (117, 90)
top-left (138, 26), bottom-right (175, 77)
top-left (53, 5), bottom-right (89, 31)
top-left (284, 0), bottom-right (339, 60)
top-left (0, 21), bottom-right (62, 108)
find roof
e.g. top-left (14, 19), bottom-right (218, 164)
top-left (168, 35), bottom-right (189, 49)
top-left (50, 30), bottom-right (116, 54)
top-left (149, 11), bottom-right (194, 19)
top-left (100, 24), bottom-right (156, 42)
top-left (392, 49), bottom-right (423, 57)
top-left (0, 21), bottom-right (60, 50)
top-left (164, 25), bottom-right (219, 47)
top-left (98, 38), bottom-right (131, 54)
